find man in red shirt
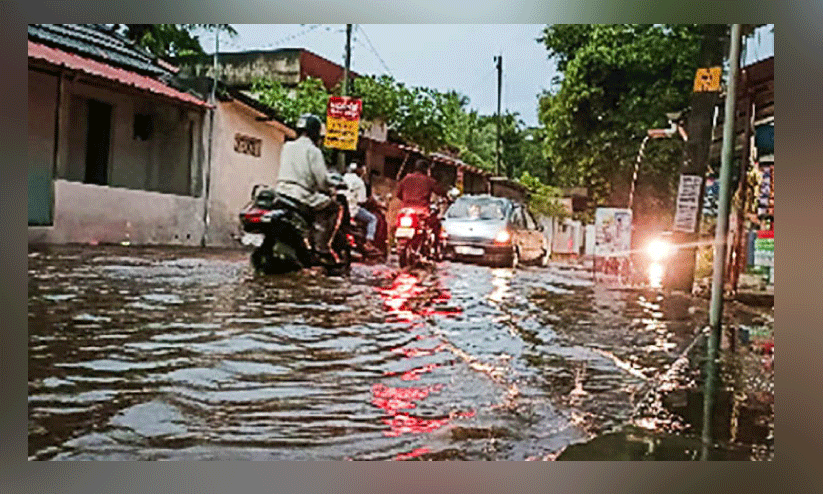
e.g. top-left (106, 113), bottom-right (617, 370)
top-left (395, 158), bottom-right (447, 252)
top-left (396, 159), bottom-right (446, 209)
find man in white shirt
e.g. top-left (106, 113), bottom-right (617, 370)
top-left (275, 113), bottom-right (341, 264)
top-left (343, 162), bottom-right (379, 254)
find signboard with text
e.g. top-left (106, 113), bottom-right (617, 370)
top-left (324, 96), bottom-right (362, 151)
top-left (594, 208), bottom-right (632, 257)
top-left (754, 230), bottom-right (774, 268)
top-left (673, 174), bottom-right (703, 232)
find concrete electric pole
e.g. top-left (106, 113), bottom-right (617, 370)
top-left (495, 54), bottom-right (502, 176)
top-left (336, 24), bottom-right (353, 174)
top-left (666, 24), bottom-right (728, 293)
top-left (701, 23), bottom-right (743, 460)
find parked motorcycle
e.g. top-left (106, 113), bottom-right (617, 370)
top-left (239, 178), bottom-right (352, 276)
top-left (394, 201), bottom-right (443, 269)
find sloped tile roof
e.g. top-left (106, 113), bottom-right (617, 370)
top-left (28, 24), bottom-right (171, 77)
top-left (28, 40), bottom-right (211, 108)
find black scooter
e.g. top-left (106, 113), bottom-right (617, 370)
top-left (239, 179), bottom-right (352, 276)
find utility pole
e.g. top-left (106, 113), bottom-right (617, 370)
top-left (336, 24), bottom-right (353, 174)
top-left (666, 24), bottom-right (729, 293)
top-left (202, 28), bottom-right (219, 247)
top-left (495, 54), bottom-right (502, 176)
top-left (701, 23), bottom-right (743, 461)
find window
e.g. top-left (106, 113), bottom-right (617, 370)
top-left (446, 198), bottom-right (507, 220)
top-left (133, 113), bottom-right (153, 140)
top-left (511, 207), bottom-right (526, 228)
top-left (524, 209), bottom-right (537, 230)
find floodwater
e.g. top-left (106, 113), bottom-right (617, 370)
top-left (28, 245), bottom-right (772, 460)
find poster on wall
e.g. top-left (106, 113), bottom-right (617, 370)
top-left (594, 208), bottom-right (632, 257)
top-left (757, 162), bottom-right (774, 221)
top-left (324, 96), bottom-right (362, 151)
top-left (673, 174), bottom-right (703, 232)
top-left (754, 230), bottom-right (774, 268)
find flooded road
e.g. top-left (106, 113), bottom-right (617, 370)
top-left (28, 245), bottom-right (772, 460)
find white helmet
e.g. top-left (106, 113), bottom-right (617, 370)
top-left (447, 187), bottom-right (461, 201)
top-left (347, 162), bottom-right (359, 173)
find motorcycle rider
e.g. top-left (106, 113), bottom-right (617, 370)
top-left (395, 158), bottom-right (447, 252)
top-left (343, 161), bottom-right (380, 255)
top-left (274, 113), bottom-right (342, 266)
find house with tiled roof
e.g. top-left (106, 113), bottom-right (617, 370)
top-left (28, 24), bottom-right (213, 245)
top-left (28, 24), bottom-right (299, 247)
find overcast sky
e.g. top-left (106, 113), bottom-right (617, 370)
top-left (199, 24), bottom-right (774, 128)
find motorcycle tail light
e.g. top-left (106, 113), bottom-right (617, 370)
top-left (399, 215), bottom-right (416, 228)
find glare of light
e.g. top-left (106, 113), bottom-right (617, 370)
top-left (646, 239), bottom-right (671, 262)
top-left (649, 262), bottom-right (664, 288)
top-left (399, 216), bottom-right (413, 227)
top-left (494, 230), bottom-right (511, 243)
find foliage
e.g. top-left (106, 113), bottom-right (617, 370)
top-left (537, 24), bottom-right (706, 227)
top-left (119, 24), bottom-right (237, 58)
top-left (350, 75), bottom-right (472, 154)
top-left (517, 171), bottom-right (569, 219)
top-left (250, 77), bottom-right (330, 127)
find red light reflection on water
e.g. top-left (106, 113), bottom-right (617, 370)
top-left (400, 363), bottom-right (441, 381)
top-left (375, 272), bottom-right (462, 320)
top-left (372, 271), bottom-right (473, 442)
top-left (394, 447), bottom-right (431, 461)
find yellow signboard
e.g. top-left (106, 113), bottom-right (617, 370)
top-left (693, 67), bottom-right (722, 92)
top-left (324, 96), bottom-right (362, 151)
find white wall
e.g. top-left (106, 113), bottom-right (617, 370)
top-left (205, 99), bottom-right (291, 246)
top-left (28, 180), bottom-right (205, 245)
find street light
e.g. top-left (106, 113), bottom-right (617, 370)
top-left (628, 112), bottom-right (688, 212)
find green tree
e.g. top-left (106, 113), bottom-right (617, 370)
top-left (517, 171), bottom-right (569, 219)
top-left (119, 24), bottom-right (237, 58)
top-left (537, 24), bottom-right (705, 226)
top-left (251, 77), bottom-right (330, 127)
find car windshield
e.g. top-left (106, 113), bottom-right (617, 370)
top-left (446, 198), bottom-right (507, 220)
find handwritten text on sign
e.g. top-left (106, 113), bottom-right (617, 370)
top-left (324, 96), bottom-right (362, 151)
top-left (234, 134), bottom-right (262, 157)
top-left (673, 175), bottom-right (703, 232)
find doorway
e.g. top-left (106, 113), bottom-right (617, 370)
top-left (84, 99), bottom-right (112, 185)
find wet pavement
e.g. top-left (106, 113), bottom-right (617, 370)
top-left (28, 245), bottom-right (773, 460)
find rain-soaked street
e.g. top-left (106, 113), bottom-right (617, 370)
top-left (28, 245), bottom-right (773, 460)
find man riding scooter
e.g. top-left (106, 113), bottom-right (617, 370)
top-left (394, 158), bottom-right (447, 261)
top-left (274, 113), bottom-right (342, 267)
top-left (343, 162), bottom-right (381, 256)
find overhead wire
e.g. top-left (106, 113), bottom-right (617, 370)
top-left (355, 24), bottom-right (394, 77)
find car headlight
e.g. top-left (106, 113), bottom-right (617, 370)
top-left (494, 230), bottom-right (511, 244)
